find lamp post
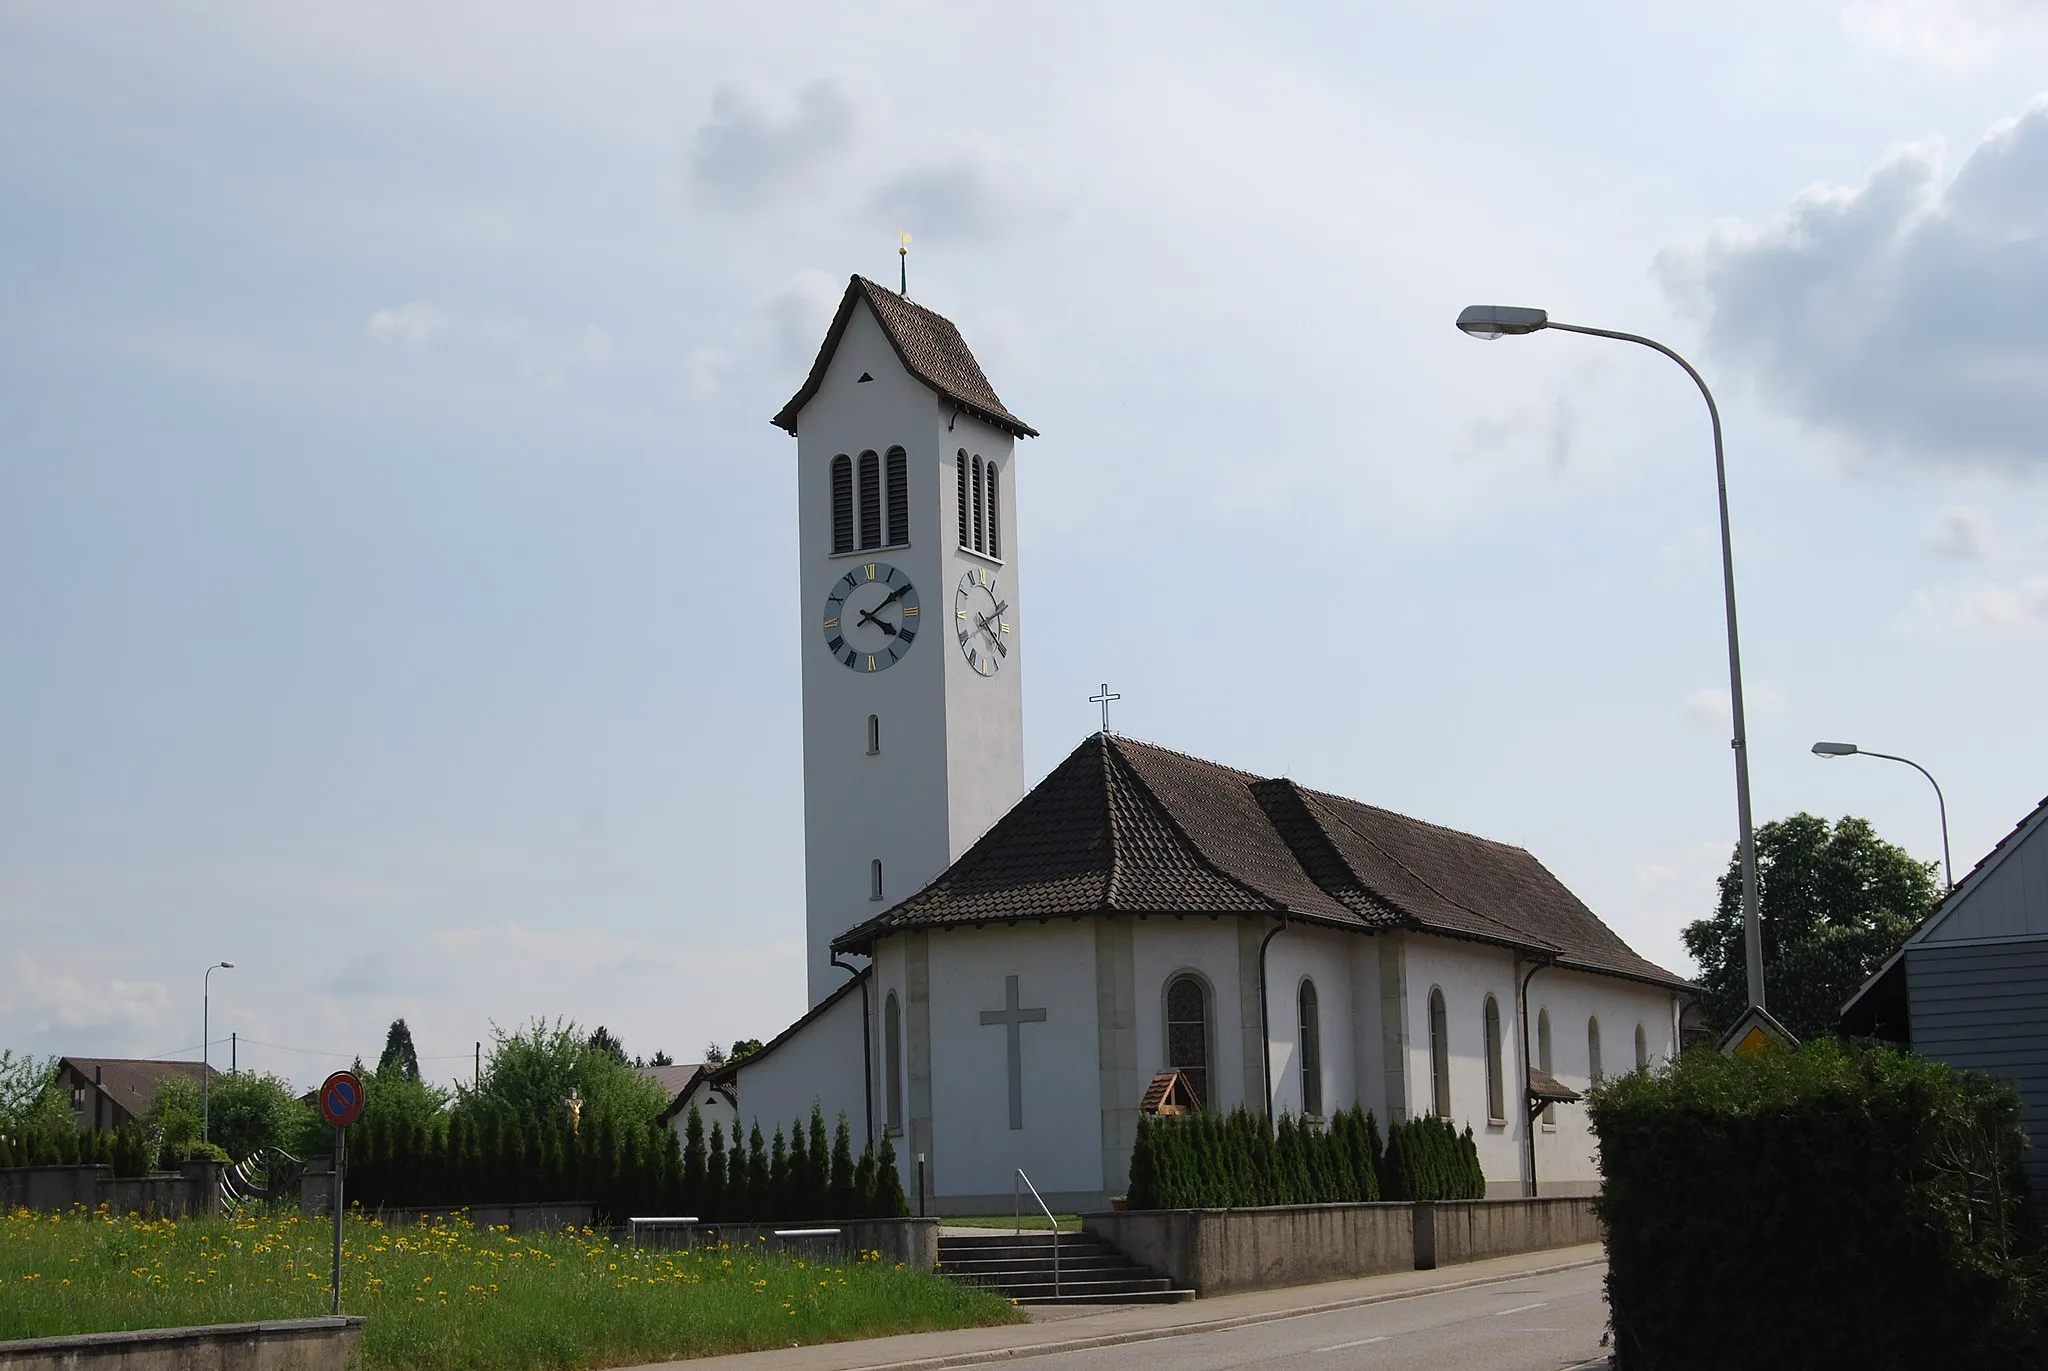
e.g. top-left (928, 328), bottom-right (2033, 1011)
top-left (1456, 305), bottom-right (1768, 1013)
top-left (1811, 741), bottom-right (1953, 890)
top-left (202, 961), bottom-right (233, 1143)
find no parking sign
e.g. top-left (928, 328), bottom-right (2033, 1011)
top-left (318, 1070), bottom-right (365, 1129)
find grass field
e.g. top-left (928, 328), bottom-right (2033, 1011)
top-left (0, 1206), bottom-right (1020, 1370)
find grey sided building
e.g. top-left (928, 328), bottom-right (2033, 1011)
top-left (1842, 792), bottom-right (2048, 1202)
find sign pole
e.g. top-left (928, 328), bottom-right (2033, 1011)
top-left (316, 1069), bottom-right (364, 1317)
top-left (330, 1124), bottom-right (345, 1314)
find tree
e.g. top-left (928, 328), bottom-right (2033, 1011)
top-left (143, 1077), bottom-right (206, 1160)
top-left (0, 1052), bottom-right (66, 1139)
top-left (461, 1018), bottom-right (667, 1132)
top-left (206, 1071), bottom-right (315, 1162)
top-left (1683, 813), bottom-right (1938, 1041)
top-left (727, 1039), bottom-right (765, 1064)
top-left (378, 1020), bottom-right (422, 1081)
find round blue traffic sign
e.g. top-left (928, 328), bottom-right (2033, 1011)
top-left (318, 1070), bottom-right (364, 1128)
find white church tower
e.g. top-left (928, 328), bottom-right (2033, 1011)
top-left (772, 276), bottom-right (1036, 1004)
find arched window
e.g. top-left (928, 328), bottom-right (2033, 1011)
top-left (884, 992), bottom-right (903, 1134)
top-left (885, 447), bottom-right (908, 546)
top-left (1298, 979), bottom-right (1322, 1117)
top-left (830, 455), bottom-right (853, 554)
top-left (1537, 1009), bottom-right (1555, 1126)
top-left (1165, 974), bottom-right (1210, 1110)
top-left (869, 859), bottom-right (883, 902)
top-left (866, 714), bottom-right (880, 755)
top-left (971, 456), bottom-right (986, 554)
top-left (1428, 987), bottom-right (1450, 1117)
top-left (1634, 1023), bottom-right (1648, 1071)
top-left (1588, 1017), bottom-right (1604, 1085)
top-left (858, 451), bottom-right (881, 550)
top-left (956, 451), bottom-right (970, 547)
top-left (986, 461), bottom-right (1001, 559)
top-left (1483, 995), bottom-right (1505, 1123)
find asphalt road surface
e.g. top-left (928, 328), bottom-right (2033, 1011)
top-left (1024, 1264), bottom-right (1610, 1371)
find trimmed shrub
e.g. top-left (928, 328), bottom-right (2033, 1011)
top-left (1125, 1105), bottom-right (1391, 1209)
top-left (1593, 1040), bottom-right (2045, 1369)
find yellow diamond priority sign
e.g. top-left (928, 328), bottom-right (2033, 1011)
top-left (1720, 1005), bottom-right (1797, 1059)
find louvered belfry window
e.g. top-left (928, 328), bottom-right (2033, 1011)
top-left (1166, 974), bottom-right (1210, 1110)
top-left (885, 447), bottom-right (908, 546)
top-left (858, 450), bottom-right (881, 550)
top-left (971, 456), bottom-right (985, 553)
top-left (986, 461), bottom-right (1001, 558)
top-left (831, 455), bottom-right (854, 554)
top-left (956, 451), bottom-right (971, 547)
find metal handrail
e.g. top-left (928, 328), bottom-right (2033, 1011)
top-left (1013, 1168), bottom-right (1058, 1300)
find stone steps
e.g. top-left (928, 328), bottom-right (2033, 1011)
top-left (937, 1230), bottom-right (1194, 1306)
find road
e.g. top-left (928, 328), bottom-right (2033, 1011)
top-left (1022, 1264), bottom-right (1609, 1371)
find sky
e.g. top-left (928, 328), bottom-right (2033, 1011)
top-left (6, 1), bottom-right (2048, 1088)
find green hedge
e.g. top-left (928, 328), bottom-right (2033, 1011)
top-left (1592, 1040), bottom-right (2046, 1370)
top-left (344, 1102), bottom-right (907, 1224)
top-left (1125, 1105), bottom-right (1482, 1209)
top-left (0, 1122), bottom-right (159, 1178)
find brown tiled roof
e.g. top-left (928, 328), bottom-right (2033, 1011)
top-left (58, 1057), bottom-right (213, 1123)
top-left (770, 276), bottom-right (1036, 438)
top-left (1527, 1067), bottom-right (1582, 1104)
top-left (831, 734), bottom-right (1688, 991)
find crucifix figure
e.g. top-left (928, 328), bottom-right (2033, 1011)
top-left (1090, 682), bottom-right (1121, 733)
top-left (979, 974), bottom-right (1047, 1130)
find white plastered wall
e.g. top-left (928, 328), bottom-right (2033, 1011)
top-left (729, 983), bottom-right (868, 1147)
top-left (1263, 924), bottom-right (1360, 1120)
top-left (1130, 916), bottom-right (1252, 1114)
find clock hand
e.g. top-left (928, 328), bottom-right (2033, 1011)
top-left (975, 612), bottom-right (1006, 650)
top-left (858, 607), bottom-right (900, 637)
top-left (876, 583), bottom-right (913, 609)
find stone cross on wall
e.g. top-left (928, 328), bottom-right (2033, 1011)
top-left (979, 974), bottom-right (1047, 1131)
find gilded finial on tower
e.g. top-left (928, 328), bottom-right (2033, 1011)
top-left (897, 229), bottom-right (911, 295)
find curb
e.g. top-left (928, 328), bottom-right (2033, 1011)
top-left (823, 1254), bottom-right (1605, 1371)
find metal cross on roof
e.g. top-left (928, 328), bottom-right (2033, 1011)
top-left (1090, 683), bottom-right (1121, 733)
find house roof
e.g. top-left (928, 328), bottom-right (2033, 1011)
top-left (706, 968), bottom-right (870, 1088)
top-left (1527, 1067), bottom-right (1581, 1104)
top-left (1840, 790), bottom-right (2048, 1034)
top-left (636, 1063), bottom-right (706, 1098)
top-left (770, 276), bottom-right (1037, 439)
top-left (57, 1058), bottom-right (212, 1115)
top-left (831, 733), bottom-right (1689, 991)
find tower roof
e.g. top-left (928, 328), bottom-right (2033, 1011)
top-left (771, 276), bottom-right (1037, 439)
top-left (831, 733), bottom-right (1688, 991)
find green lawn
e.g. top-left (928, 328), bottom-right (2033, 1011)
top-left (0, 1206), bottom-right (1020, 1370)
top-left (939, 1214), bottom-right (1084, 1231)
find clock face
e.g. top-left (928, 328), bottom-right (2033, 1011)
top-left (823, 561), bottom-right (920, 673)
top-left (954, 567), bottom-right (1011, 677)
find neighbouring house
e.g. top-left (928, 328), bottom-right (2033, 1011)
top-left (55, 1058), bottom-right (214, 1134)
top-left (1842, 792), bottom-right (2048, 1203)
top-left (639, 1062), bottom-right (738, 1142)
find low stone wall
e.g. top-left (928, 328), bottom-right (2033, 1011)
top-left (0, 1164), bottom-right (224, 1219)
top-left (0, 1317), bottom-right (363, 1371)
top-left (1085, 1197), bottom-right (1600, 1294)
top-left (685, 1218), bottom-right (937, 1269)
top-left (1414, 1198), bottom-right (1600, 1270)
top-left (1085, 1203), bottom-right (1415, 1297)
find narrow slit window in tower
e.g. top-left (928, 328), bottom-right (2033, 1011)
top-left (866, 714), bottom-right (880, 755)
top-left (869, 858), bottom-right (883, 901)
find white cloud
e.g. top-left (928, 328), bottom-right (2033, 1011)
top-left (1920, 504), bottom-right (1995, 559)
top-left (7, 953), bottom-right (173, 1036)
top-left (689, 78), bottom-right (862, 205)
top-left (1903, 573), bottom-right (2048, 634)
top-left (366, 302), bottom-right (449, 347)
top-left (1841, 0), bottom-right (2048, 66)
top-left (479, 316), bottom-right (616, 388)
top-left (868, 142), bottom-right (1053, 244)
top-left (1659, 96), bottom-right (2048, 469)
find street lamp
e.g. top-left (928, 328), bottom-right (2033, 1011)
top-left (202, 961), bottom-right (233, 1144)
top-left (1456, 304), bottom-right (1768, 1014)
top-left (1811, 741), bottom-right (1953, 890)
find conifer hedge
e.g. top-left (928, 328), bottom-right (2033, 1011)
top-left (1591, 1040), bottom-right (2046, 1369)
top-left (1124, 1106), bottom-right (1485, 1209)
top-left (345, 1102), bottom-right (909, 1224)
top-left (0, 1121), bottom-right (157, 1178)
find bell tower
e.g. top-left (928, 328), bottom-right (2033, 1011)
top-left (772, 276), bottom-right (1036, 1004)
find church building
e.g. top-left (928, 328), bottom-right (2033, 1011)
top-left (714, 274), bottom-right (1689, 1210)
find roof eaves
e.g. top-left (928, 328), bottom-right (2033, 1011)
top-left (707, 969), bottom-right (868, 1085)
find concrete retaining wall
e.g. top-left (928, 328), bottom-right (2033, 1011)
top-left (1084, 1197), bottom-right (1598, 1295)
top-left (1414, 1198), bottom-right (1600, 1269)
top-left (0, 1317), bottom-right (363, 1371)
top-left (0, 1164), bottom-right (224, 1219)
top-left (680, 1218), bottom-right (937, 1269)
top-left (1085, 1204), bottom-right (1415, 1296)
